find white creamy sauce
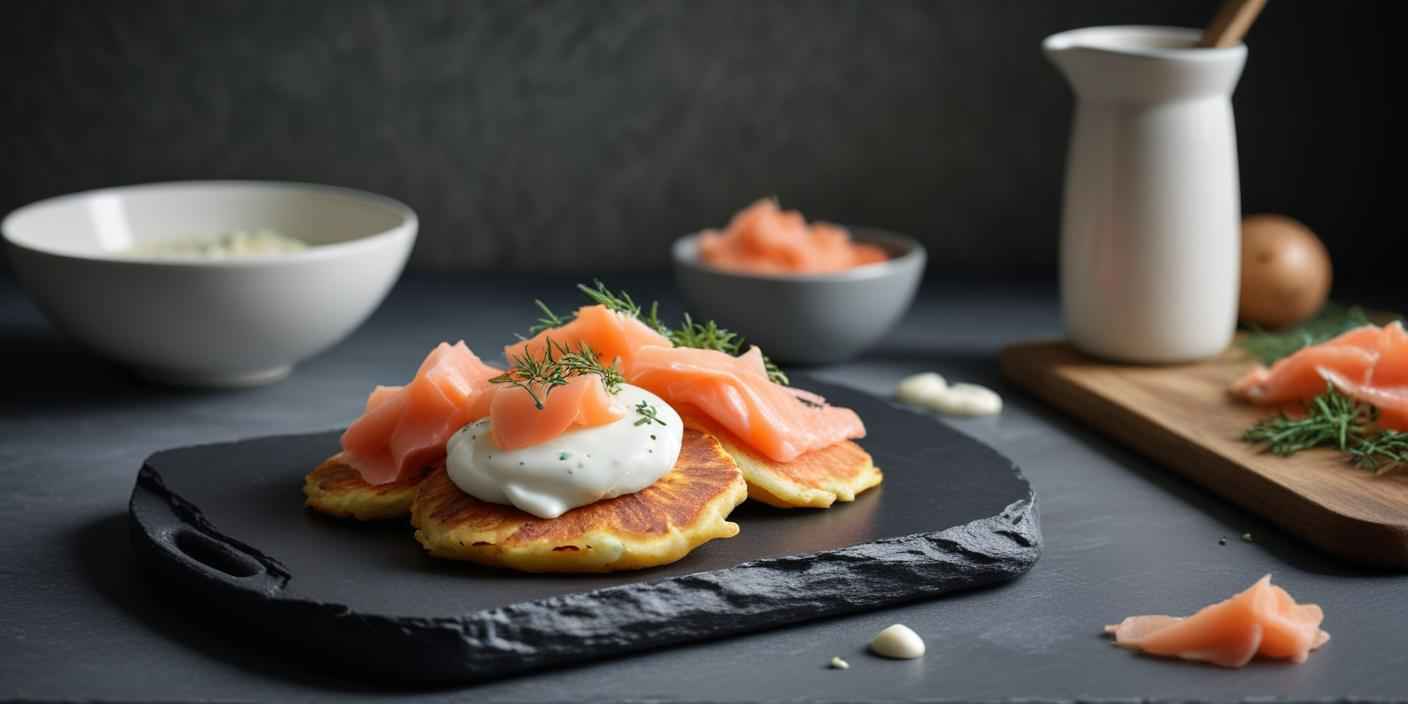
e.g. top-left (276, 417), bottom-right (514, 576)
top-left (869, 624), bottom-right (926, 659)
top-left (895, 372), bottom-right (1003, 417)
top-left (446, 384), bottom-right (683, 519)
top-left (124, 228), bottom-right (309, 258)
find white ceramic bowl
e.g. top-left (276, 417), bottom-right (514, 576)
top-left (3, 181), bottom-right (416, 387)
top-left (673, 229), bottom-right (926, 365)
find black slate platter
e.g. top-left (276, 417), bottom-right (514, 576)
top-left (128, 375), bottom-right (1040, 684)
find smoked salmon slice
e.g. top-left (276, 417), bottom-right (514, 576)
top-left (1232, 321), bottom-right (1408, 430)
top-left (624, 345), bottom-right (865, 463)
top-left (489, 375), bottom-right (625, 451)
top-left (1105, 575), bottom-right (1329, 668)
top-left (505, 304), bottom-right (671, 369)
top-left (1321, 321), bottom-right (1408, 431)
top-left (1232, 325), bottom-right (1382, 403)
top-left (340, 341), bottom-right (501, 485)
top-left (696, 199), bottom-right (888, 275)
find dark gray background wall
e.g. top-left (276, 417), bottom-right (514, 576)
top-left (3, 1), bottom-right (1396, 281)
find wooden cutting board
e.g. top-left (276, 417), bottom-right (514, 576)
top-left (1000, 340), bottom-right (1408, 569)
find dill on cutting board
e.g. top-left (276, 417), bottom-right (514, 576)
top-left (1238, 304), bottom-right (1376, 365)
top-left (1242, 387), bottom-right (1408, 475)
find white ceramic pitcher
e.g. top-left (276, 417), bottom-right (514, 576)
top-left (1045, 26), bottom-right (1247, 363)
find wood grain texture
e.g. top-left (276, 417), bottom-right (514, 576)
top-left (1199, 0), bottom-right (1267, 48)
top-left (1001, 340), bottom-right (1408, 569)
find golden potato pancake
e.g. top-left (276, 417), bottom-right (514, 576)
top-left (682, 415), bottom-right (882, 509)
top-left (303, 454), bottom-right (433, 521)
top-left (411, 429), bottom-right (747, 572)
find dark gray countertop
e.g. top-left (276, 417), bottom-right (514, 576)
top-left (2, 273), bottom-right (1405, 703)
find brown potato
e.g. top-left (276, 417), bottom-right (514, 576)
top-left (1238, 215), bottom-right (1332, 329)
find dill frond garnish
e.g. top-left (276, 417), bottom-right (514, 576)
top-left (666, 312), bottom-right (788, 384)
top-left (1242, 386), bottom-right (1407, 475)
top-left (634, 400), bottom-right (667, 427)
top-left (642, 301), bottom-right (670, 336)
top-left (668, 313), bottom-right (742, 355)
top-left (1350, 430), bottom-right (1408, 474)
top-left (1239, 305), bottom-right (1377, 365)
top-left (762, 357), bottom-right (790, 386)
top-left (528, 300), bottom-right (571, 335)
top-left (519, 281), bottom-right (791, 386)
top-left (490, 339), bottom-right (623, 409)
top-left (1242, 388), bottom-right (1372, 455)
top-left (578, 279), bottom-right (644, 319)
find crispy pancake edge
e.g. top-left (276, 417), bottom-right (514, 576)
top-left (681, 415), bottom-right (882, 509)
top-left (303, 454), bottom-right (429, 521)
top-left (410, 429), bottom-right (748, 573)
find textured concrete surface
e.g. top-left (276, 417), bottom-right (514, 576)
top-left (2, 272), bottom-right (1407, 701)
top-left (2, 1), bottom-right (1397, 280)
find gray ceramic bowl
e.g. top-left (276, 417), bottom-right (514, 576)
top-left (672, 229), bottom-right (926, 365)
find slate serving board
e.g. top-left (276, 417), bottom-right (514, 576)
top-left (128, 376), bottom-right (1040, 684)
top-left (1001, 340), bottom-right (1408, 569)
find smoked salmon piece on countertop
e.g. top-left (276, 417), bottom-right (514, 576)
top-left (624, 344), bottom-right (865, 464)
top-left (340, 341), bottom-right (502, 485)
top-left (1232, 321), bottom-right (1408, 430)
top-left (504, 304), bottom-right (671, 369)
top-left (1105, 575), bottom-right (1329, 668)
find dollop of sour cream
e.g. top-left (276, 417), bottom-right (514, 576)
top-left (446, 384), bottom-right (683, 519)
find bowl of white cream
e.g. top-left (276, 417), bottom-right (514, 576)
top-left (2, 181), bottom-right (416, 387)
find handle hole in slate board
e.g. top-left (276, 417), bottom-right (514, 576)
top-left (173, 529), bottom-right (261, 578)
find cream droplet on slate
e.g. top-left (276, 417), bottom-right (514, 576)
top-left (869, 624), bottom-right (925, 659)
top-left (895, 373), bottom-right (1003, 417)
top-left (896, 372), bottom-right (947, 406)
top-left (930, 382), bottom-right (1002, 416)
top-left (829, 656), bottom-right (850, 670)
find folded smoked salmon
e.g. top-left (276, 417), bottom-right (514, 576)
top-left (1232, 321), bottom-right (1408, 430)
top-left (505, 303), bottom-right (671, 369)
top-left (1105, 575), bottom-right (1329, 668)
top-left (489, 373), bottom-right (623, 451)
top-left (625, 345), bottom-right (865, 464)
top-left (304, 341), bottom-right (501, 520)
top-left (502, 290), bottom-right (880, 508)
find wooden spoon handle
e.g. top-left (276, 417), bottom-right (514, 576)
top-left (1198, 0), bottom-right (1267, 48)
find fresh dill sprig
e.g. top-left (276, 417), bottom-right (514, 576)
top-left (1239, 305), bottom-right (1377, 365)
top-left (669, 313), bottom-right (742, 355)
top-left (521, 281), bottom-right (791, 386)
top-left (643, 301), bottom-right (670, 336)
top-left (1350, 430), bottom-right (1408, 475)
top-left (666, 312), bottom-right (789, 384)
top-left (578, 279), bottom-right (644, 319)
top-left (1242, 386), bottom-right (1407, 475)
top-left (528, 300), bottom-right (571, 335)
top-left (763, 357), bottom-right (789, 386)
top-left (1242, 388), bottom-right (1372, 455)
top-left (490, 339), bottom-right (623, 409)
top-left (633, 400), bottom-right (667, 427)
